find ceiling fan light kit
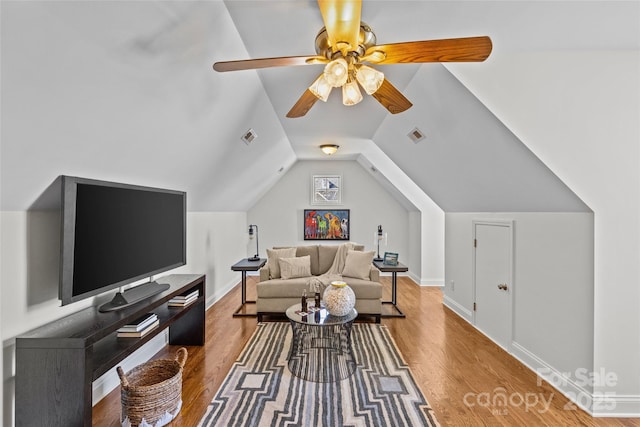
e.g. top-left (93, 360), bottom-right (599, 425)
top-left (342, 78), bottom-right (363, 105)
top-left (213, 0), bottom-right (492, 118)
top-left (309, 74), bottom-right (332, 102)
top-left (324, 57), bottom-right (349, 87)
top-left (355, 64), bottom-right (384, 95)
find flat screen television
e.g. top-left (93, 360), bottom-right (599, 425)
top-left (59, 176), bottom-right (186, 312)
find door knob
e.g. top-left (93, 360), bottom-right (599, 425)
top-left (497, 284), bottom-right (508, 291)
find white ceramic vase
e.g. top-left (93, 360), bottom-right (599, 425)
top-left (323, 281), bottom-right (356, 316)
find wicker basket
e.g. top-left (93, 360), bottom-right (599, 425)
top-left (117, 347), bottom-right (188, 427)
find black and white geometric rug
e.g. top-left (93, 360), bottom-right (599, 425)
top-left (199, 322), bottom-right (439, 427)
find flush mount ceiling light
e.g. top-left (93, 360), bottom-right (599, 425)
top-left (320, 144), bottom-right (340, 155)
top-left (213, 0), bottom-right (492, 118)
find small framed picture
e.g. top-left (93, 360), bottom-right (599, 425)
top-left (311, 175), bottom-right (342, 205)
top-left (383, 252), bottom-right (398, 266)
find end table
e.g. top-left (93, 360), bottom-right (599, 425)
top-left (231, 258), bottom-right (267, 317)
top-left (373, 260), bottom-right (408, 318)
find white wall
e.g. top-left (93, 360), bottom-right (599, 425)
top-left (1, 210), bottom-right (245, 425)
top-left (356, 149), bottom-right (445, 286)
top-left (173, 212), bottom-right (248, 307)
top-left (248, 160), bottom-right (418, 275)
top-left (448, 50), bottom-right (640, 415)
top-left (444, 212), bottom-right (595, 410)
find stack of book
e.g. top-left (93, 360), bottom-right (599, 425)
top-left (168, 289), bottom-right (199, 307)
top-left (117, 312), bottom-right (159, 338)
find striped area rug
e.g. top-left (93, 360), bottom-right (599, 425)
top-left (199, 322), bottom-right (439, 427)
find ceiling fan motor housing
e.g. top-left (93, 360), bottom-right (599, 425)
top-left (315, 22), bottom-right (376, 59)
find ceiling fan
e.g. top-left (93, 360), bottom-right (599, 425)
top-left (213, 0), bottom-right (492, 118)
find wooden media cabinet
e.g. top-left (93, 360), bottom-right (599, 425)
top-left (15, 274), bottom-right (205, 426)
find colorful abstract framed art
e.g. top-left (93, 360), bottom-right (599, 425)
top-left (304, 209), bottom-right (350, 240)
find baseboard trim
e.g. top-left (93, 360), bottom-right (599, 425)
top-left (591, 395), bottom-right (640, 417)
top-left (442, 294), bottom-right (473, 322)
top-left (375, 270), bottom-right (443, 287)
top-left (205, 277), bottom-right (239, 310)
top-left (418, 277), bottom-right (444, 287)
top-left (511, 342), bottom-right (640, 417)
top-left (511, 342), bottom-right (594, 413)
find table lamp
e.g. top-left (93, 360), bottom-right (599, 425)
top-left (248, 224), bottom-right (260, 261)
top-left (374, 225), bottom-right (386, 262)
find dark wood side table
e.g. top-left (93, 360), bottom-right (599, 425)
top-left (231, 258), bottom-right (267, 317)
top-left (373, 260), bottom-right (408, 318)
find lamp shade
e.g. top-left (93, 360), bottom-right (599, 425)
top-left (324, 58), bottom-right (349, 88)
top-left (248, 224), bottom-right (259, 261)
top-left (355, 65), bottom-right (384, 95)
top-left (342, 79), bottom-right (363, 106)
top-left (309, 74), bottom-right (332, 102)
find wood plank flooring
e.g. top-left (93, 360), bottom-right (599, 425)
top-left (92, 276), bottom-right (640, 426)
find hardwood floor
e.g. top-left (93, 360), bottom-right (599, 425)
top-left (92, 276), bottom-right (640, 426)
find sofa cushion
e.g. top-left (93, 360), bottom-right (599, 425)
top-left (266, 247), bottom-right (297, 279)
top-left (257, 277), bottom-right (312, 298)
top-left (317, 245), bottom-right (338, 274)
top-left (274, 245), bottom-right (320, 276)
top-left (294, 246), bottom-right (320, 275)
top-left (279, 255), bottom-right (312, 280)
top-left (342, 250), bottom-right (375, 280)
top-left (257, 277), bottom-right (381, 299)
top-left (346, 278), bottom-right (383, 299)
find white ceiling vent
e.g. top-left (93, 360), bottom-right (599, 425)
top-left (241, 128), bottom-right (257, 145)
top-left (407, 127), bottom-right (426, 143)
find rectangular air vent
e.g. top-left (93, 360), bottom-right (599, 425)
top-left (407, 127), bottom-right (425, 143)
top-left (241, 128), bottom-right (257, 145)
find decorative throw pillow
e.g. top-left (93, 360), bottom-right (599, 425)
top-left (266, 247), bottom-right (297, 279)
top-left (342, 250), bottom-right (375, 280)
top-left (279, 255), bottom-right (312, 280)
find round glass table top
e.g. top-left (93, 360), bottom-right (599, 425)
top-left (285, 303), bottom-right (357, 326)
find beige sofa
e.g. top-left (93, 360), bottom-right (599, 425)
top-left (256, 244), bottom-right (382, 322)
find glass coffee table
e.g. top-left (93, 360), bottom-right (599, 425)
top-left (285, 303), bottom-right (357, 382)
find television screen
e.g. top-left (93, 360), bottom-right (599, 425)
top-left (60, 176), bottom-right (186, 306)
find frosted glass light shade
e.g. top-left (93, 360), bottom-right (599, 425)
top-left (309, 75), bottom-right (332, 102)
top-left (323, 58), bottom-right (349, 88)
top-left (320, 144), bottom-right (339, 155)
top-left (355, 65), bottom-right (384, 95)
top-left (342, 80), bottom-right (363, 106)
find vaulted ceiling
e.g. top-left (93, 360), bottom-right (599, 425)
top-left (2, 1), bottom-right (637, 212)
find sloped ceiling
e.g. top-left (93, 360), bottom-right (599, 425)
top-left (1, 1), bottom-right (637, 212)
top-left (1, 1), bottom-right (296, 211)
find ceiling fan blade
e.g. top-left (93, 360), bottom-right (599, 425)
top-left (364, 36), bottom-right (492, 64)
top-left (287, 89), bottom-right (320, 118)
top-left (317, 0), bottom-right (362, 54)
top-left (371, 79), bottom-right (413, 114)
top-left (213, 55), bottom-right (325, 72)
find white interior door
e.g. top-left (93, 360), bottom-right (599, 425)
top-left (474, 221), bottom-right (513, 351)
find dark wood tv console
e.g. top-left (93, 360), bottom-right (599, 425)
top-left (15, 274), bottom-right (205, 427)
